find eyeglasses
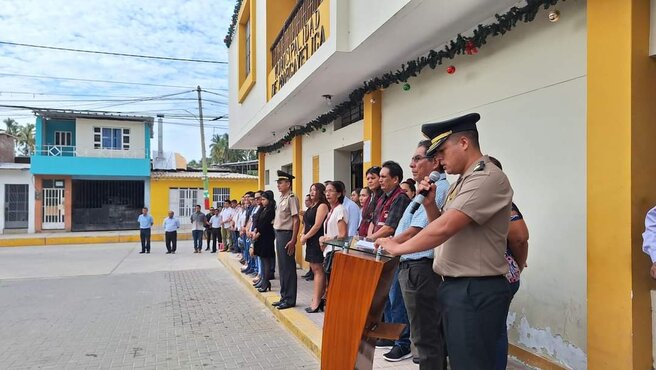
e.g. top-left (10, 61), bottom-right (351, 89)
top-left (411, 155), bottom-right (433, 163)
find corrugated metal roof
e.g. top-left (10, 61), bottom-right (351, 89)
top-left (151, 171), bottom-right (257, 180)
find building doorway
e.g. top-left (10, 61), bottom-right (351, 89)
top-left (4, 184), bottom-right (28, 229)
top-left (42, 179), bottom-right (65, 230)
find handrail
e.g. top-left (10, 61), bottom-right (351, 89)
top-left (270, 0), bottom-right (307, 52)
top-left (33, 145), bottom-right (148, 159)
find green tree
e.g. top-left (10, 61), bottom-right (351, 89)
top-left (1, 118), bottom-right (20, 137)
top-left (187, 159), bottom-right (201, 169)
top-left (209, 133), bottom-right (256, 164)
top-left (1, 118), bottom-right (35, 155)
top-left (17, 123), bottom-right (35, 155)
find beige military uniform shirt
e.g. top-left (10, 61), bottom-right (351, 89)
top-left (274, 192), bottom-right (300, 230)
top-left (433, 155), bottom-right (513, 277)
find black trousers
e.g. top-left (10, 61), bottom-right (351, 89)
top-left (438, 276), bottom-right (511, 370)
top-left (205, 228), bottom-right (211, 248)
top-left (165, 231), bottom-right (177, 252)
top-left (275, 229), bottom-right (297, 306)
top-left (210, 228), bottom-right (221, 252)
top-left (139, 228), bottom-right (151, 252)
top-left (398, 259), bottom-right (447, 370)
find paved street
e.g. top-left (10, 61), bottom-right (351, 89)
top-left (0, 242), bottom-right (318, 369)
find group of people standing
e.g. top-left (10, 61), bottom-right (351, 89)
top-left (133, 112), bottom-right (529, 369)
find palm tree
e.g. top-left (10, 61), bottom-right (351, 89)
top-left (1, 118), bottom-right (20, 137)
top-left (209, 133), bottom-right (257, 164)
top-left (17, 123), bottom-right (35, 155)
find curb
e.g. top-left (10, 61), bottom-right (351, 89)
top-left (0, 233), bottom-right (193, 247)
top-left (216, 251), bottom-right (322, 359)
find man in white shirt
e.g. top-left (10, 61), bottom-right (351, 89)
top-left (219, 200), bottom-right (234, 252)
top-left (209, 208), bottom-right (222, 253)
top-left (163, 210), bottom-right (180, 254)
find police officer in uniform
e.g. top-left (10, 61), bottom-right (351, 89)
top-left (272, 170), bottom-right (300, 310)
top-left (378, 113), bottom-right (513, 370)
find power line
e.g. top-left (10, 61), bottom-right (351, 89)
top-left (0, 72), bottom-right (224, 90)
top-left (0, 40), bottom-right (227, 64)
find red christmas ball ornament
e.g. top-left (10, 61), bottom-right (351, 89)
top-left (447, 65), bottom-right (456, 74)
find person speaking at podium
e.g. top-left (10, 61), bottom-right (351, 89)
top-left (377, 113), bottom-right (513, 370)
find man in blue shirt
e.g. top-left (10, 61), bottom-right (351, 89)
top-left (163, 210), bottom-right (181, 254)
top-left (376, 140), bottom-right (449, 368)
top-left (642, 206), bottom-right (656, 279)
top-left (138, 207), bottom-right (154, 254)
top-left (338, 181), bottom-right (362, 237)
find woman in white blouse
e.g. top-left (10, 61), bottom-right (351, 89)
top-left (319, 181), bottom-right (349, 288)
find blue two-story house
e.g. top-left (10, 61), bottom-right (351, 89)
top-left (31, 109), bottom-right (154, 232)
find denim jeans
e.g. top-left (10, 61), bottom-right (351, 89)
top-left (495, 280), bottom-right (521, 370)
top-left (192, 230), bottom-right (203, 250)
top-left (383, 267), bottom-right (411, 348)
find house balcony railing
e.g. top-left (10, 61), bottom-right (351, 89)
top-left (270, 0), bottom-right (322, 69)
top-left (34, 145), bottom-right (147, 159)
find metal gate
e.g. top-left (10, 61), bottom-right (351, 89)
top-left (42, 188), bottom-right (65, 229)
top-left (4, 184), bottom-right (29, 229)
top-left (71, 180), bottom-right (144, 231)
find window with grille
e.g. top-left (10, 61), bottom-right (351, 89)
top-left (93, 127), bottom-right (130, 150)
top-left (334, 101), bottom-right (364, 130)
top-left (169, 188), bottom-right (203, 224)
top-left (213, 188), bottom-right (231, 204)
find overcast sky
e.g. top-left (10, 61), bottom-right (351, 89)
top-left (0, 0), bottom-right (233, 161)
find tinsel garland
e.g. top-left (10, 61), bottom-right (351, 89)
top-left (251, 0), bottom-right (562, 153)
top-left (224, 0), bottom-right (243, 48)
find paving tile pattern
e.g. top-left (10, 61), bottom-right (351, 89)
top-left (0, 267), bottom-right (318, 370)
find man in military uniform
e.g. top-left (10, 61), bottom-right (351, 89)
top-left (272, 170), bottom-right (300, 310)
top-left (378, 113), bottom-right (513, 370)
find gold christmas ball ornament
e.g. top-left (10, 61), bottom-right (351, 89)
top-left (548, 9), bottom-right (560, 23)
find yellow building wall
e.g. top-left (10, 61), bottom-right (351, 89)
top-left (149, 177), bottom-right (258, 223)
top-left (587, 1), bottom-right (656, 368)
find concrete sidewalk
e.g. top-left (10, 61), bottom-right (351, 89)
top-left (0, 228), bottom-right (193, 247)
top-left (217, 250), bottom-right (537, 369)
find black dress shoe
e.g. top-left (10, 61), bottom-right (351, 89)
top-left (277, 302), bottom-right (295, 310)
top-left (272, 301), bottom-right (285, 307)
top-left (139, 251), bottom-right (145, 254)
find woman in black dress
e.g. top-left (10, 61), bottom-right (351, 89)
top-left (300, 183), bottom-right (329, 313)
top-left (252, 190), bottom-right (276, 292)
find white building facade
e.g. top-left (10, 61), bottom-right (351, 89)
top-left (228, 1), bottom-right (656, 369)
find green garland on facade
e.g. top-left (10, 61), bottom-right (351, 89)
top-left (224, 0), bottom-right (243, 48)
top-left (257, 0), bottom-right (563, 153)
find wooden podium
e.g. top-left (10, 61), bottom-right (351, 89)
top-left (321, 239), bottom-right (403, 370)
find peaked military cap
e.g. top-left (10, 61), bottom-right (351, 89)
top-left (421, 113), bottom-right (480, 156)
top-left (276, 170), bottom-right (295, 182)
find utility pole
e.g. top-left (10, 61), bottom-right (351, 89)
top-left (197, 86), bottom-right (210, 210)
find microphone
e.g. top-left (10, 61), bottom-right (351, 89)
top-left (409, 171), bottom-right (441, 214)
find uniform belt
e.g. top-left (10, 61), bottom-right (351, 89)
top-left (441, 275), bottom-right (504, 281)
top-left (275, 229), bottom-right (292, 232)
top-left (399, 258), bottom-right (433, 269)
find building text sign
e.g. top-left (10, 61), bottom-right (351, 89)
top-left (269, 0), bottom-right (330, 99)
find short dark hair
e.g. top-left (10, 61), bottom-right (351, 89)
top-left (451, 130), bottom-right (479, 148)
top-left (418, 139), bottom-right (432, 153)
top-left (365, 166), bottom-right (381, 176)
top-left (382, 160), bottom-right (404, 183)
top-left (245, 191), bottom-right (255, 197)
top-left (142, 207), bottom-right (148, 210)
top-left (195, 204), bottom-right (201, 208)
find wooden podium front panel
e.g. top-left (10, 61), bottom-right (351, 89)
top-left (321, 251), bottom-right (399, 370)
